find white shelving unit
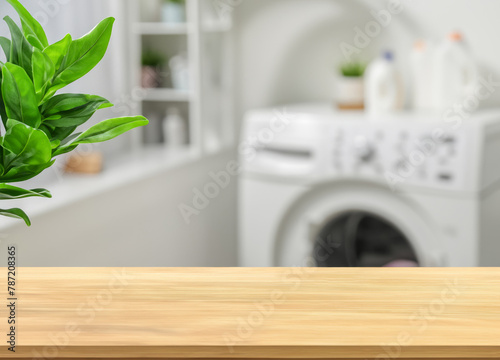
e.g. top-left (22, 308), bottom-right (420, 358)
top-left (124, 0), bottom-right (235, 157)
top-left (142, 88), bottom-right (191, 102)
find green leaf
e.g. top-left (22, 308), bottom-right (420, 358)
top-left (60, 132), bottom-right (80, 146)
top-left (0, 160), bottom-right (54, 183)
top-left (38, 123), bottom-right (52, 137)
top-left (6, 0), bottom-right (49, 48)
top-left (40, 82), bottom-right (64, 103)
top-left (0, 208), bottom-right (31, 226)
top-left (0, 37), bottom-right (11, 61)
top-left (51, 17), bottom-right (115, 89)
top-left (0, 184), bottom-right (51, 200)
top-left (50, 139), bottom-right (60, 149)
top-left (32, 48), bottom-right (55, 103)
top-left (0, 61), bottom-right (7, 126)
top-left (73, 116), bottom-right (148, 144)
top-left (43, 34), bottom-right (71, 71)
top-left (52, 143), bottom-right (77, 157)
top-left (2, 119), bottom-right (52, 169)
top-left (39, 34), bottom-right (73, 103)
top-left (49, 125), bottom-right (77, 143)
top-left (3, 16), bottom-right (33, 79)
top-left (26, 33), bottom-right (43, 51)
top-left (53, 116), bottom-right (148, 156)
top-left (42, 93), bottom-right (111, 114)
top-left (42, 93), bottom-right (112, 127)
top-left (1, 63), bottom-right (41, 128)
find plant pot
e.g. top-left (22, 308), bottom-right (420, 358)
top-left (141, 66), bottom-right (161, 88)
top-left (336, 76), bottom-right (365, 110)
top-left (161, 2), bottom-right (186, 24)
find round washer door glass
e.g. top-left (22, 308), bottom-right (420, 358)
top-left (313, 211), bottom-right (419, 267)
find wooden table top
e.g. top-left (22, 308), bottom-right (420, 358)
top-left (1, 268), bottom-right (500, 359)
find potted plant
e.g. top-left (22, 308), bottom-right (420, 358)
top-left (0, 0), bottom-right (148, 226)
top-left (336, 61), bottom-right (366, 110)
top-left (161, 0), bottom-right (186, 24)
top-left (141, 50), bottom-right (165, 88)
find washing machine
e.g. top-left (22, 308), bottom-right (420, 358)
top-left (238, 103), bottom-right (500, 267)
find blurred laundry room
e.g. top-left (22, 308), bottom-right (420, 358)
top-left (1, 0), bottom-right (500, 267)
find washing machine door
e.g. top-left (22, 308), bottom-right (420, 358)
top-left (274, 180), bottom-right (444, 267)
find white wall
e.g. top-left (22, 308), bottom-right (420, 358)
top-left (233, 0), bottom-right (500, 122)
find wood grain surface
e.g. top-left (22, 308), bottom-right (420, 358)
top-left (1, 268), bottom-right (499, 359)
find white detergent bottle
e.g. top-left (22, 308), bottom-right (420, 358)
top-left (410, 40), bottom-right (434, 111)
top-left (434, 32), bottom-right (477, 110)
top-left (364, 51), bottom-right (404, 115)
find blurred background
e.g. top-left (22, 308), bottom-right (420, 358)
top-left (1, 0), bottom-right (500, 267)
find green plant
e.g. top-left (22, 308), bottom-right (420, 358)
top-left (339, 62), bottom-right (366, 77)
top-left (142, 50), bottom-right (165, 67)
top-left (0, 0), bottom-right (148, 226)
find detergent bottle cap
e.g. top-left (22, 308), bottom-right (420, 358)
top-left (413, 40), bottom-right (426, 51)
top-left (448, 31), bottom-right (463, 42)
top-left (383, 51), bottom-right (394, 61)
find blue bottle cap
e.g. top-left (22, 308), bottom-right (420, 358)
top-left (383, 51), bottom-right (394, 61)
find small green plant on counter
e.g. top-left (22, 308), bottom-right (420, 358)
top-left (0, 0), bottom-right (148, 226)
top-left (339, 61), bottom-right (366, 77)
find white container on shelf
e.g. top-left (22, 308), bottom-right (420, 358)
top-left (364, 51), bottom-right (404, 115)
top-left (169, 53), bottom-right (189, 91)
top-left (410, 40), bottom-right (434, 111)
top-left (163, 107), bottom-right (187, 149)
top-left (434, 32), bottom-right (477, 110)
top-left (161, 0), bottom-right (186, 24)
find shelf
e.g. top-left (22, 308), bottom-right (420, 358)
top-left (142, 88), bottom-right (191, 102)
top-left (134, 22), bottom-right (191, 35)
top-left (133, 21), bottom-right (232, 35)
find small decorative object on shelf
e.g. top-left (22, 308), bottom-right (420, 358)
top-left (336, 61), bottom-right (366, 110)
top-left (0, 0), bottom-right (148, 226)
top-left (141, 49), bottom-right (165, 88)
top-left (161, 0), bottom-right (186, 24)
top-left (169, 53), bottom-right (189, 91)
top-left (163, 107), bottom-right (187, 149)
top-left (64, 152), bottom-right (103, 175)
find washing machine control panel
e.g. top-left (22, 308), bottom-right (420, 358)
top-left (327, 123), bottom-right (468, 190)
